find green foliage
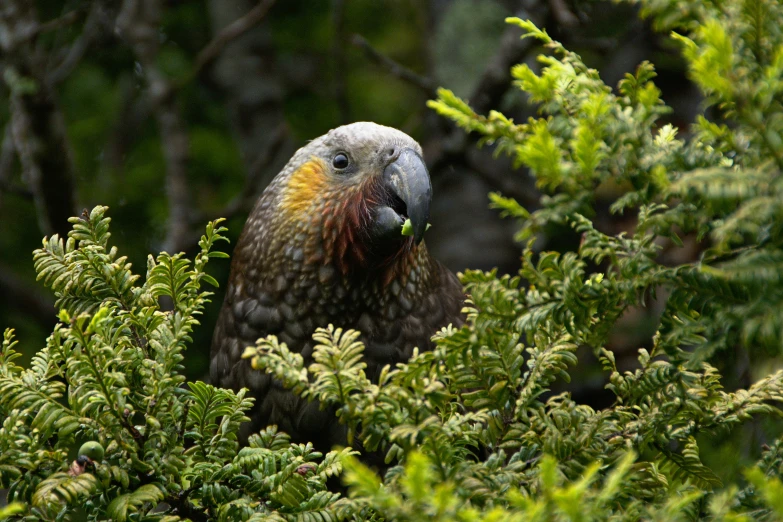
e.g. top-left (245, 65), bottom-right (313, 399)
top-left (253, 0), bottom-right (783, 517)
top-left (0, 209), bottom-right (352, 520)
top-left (429, 1), bottom-right (783, 365)
top-left (4, 0), bottom-right (783, 519)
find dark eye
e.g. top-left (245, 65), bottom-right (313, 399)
top-left (332, 153), bottom-right (349, 169)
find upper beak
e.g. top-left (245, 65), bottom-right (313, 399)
top-left (383, 148), bottom-right (432, 244)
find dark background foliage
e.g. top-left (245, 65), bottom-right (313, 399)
top-left (0, 0), bottom-right (698, 383)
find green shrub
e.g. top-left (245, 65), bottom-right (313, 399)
top-left (3, 0), bottom-right (783, 519)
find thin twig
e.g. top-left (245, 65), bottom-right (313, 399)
top-left (350, 33), bottom-right (437, 96)
top-left (48, 3), bottom-right (106, 85)
top-left (35, 8), bottom-right (83, 36)
top-left (192, 0), bottom-right (277, 78)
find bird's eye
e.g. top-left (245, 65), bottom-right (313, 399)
top-left (332, 153), bottom-right (350, 169)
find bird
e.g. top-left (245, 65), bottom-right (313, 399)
top-left (210, 122), bottom-right (465, 450)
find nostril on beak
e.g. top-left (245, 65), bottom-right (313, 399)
top-left (387, 147), bottom-right (396, 158)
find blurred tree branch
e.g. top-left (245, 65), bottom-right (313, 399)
top-left (210, 122), bottom-right (288, 223)
top-left (207, 0), bottom-right (293, 222)
top-left (48, 3), bottom-right (109, 86)
top-left (117, 0), bottom-right (192, 254)
top-left (30, 7), bottom-right (84, 38)
top-left (350, 34), bottom-right (437, 96)
top-left (0, 1), bottom-right (78, 238)
top-left (192, 0), bottom-right (277, 80)
top-left (0, 125), bottom-right (22, 208)
top-left (116, 0), bottom-right (282, 254)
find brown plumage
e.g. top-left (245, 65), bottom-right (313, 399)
top-left (210, 122), bottom-right (464, 450)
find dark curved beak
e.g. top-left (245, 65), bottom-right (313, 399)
top-left (383, 148), bottom-right (432, 244)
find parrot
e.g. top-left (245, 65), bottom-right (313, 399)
top-left (210, 122), bottom-right (465, 450)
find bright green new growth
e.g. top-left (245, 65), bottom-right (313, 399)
top-left (400, 218), bottom-right (432, 237)
top-left (400, 218), bottom-right (414, 236)
top-left (3, 0), bottom-right (783, 519)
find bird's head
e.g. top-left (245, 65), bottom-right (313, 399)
top-left (273, 122), bottom-right (432, 273)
